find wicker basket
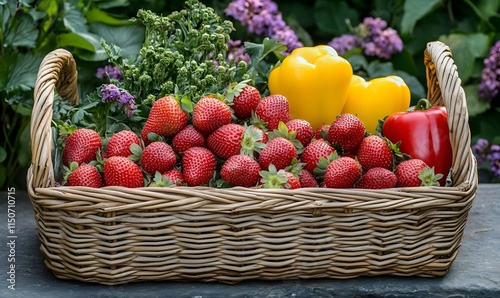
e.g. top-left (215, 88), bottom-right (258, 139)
top-left (27, 41), bottom-right (478, 285)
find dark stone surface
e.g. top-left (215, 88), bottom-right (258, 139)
top-left (1, 185), bottom-right (499, 298)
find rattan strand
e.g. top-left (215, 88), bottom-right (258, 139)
top-left (27, 41), bottom-right (478, 284)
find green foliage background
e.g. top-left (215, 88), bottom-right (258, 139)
top-left (1, 0), bottom-right (500, 189)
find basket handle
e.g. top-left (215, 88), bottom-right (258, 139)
top-left (29, 49), bottom-right (78, 189)
top-left (424, 41), bottom-right (474, 186)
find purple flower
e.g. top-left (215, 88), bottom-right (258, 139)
top-left (96, 65), bottom-right (123, 81)
top-left (100, 84), bottom-right (136, 117)
top-left (478, 40), bottom-right (500, 102)
top-left (225, 0), bottom-right (303, 53)
top-left (328, 34), bottom-right (360, 55)
top-left (227, 40), bottom-right (251, 64)
top-left (327, 17), bottom-right (403, 59)
top-left (487, 144), bottom-right (500, 177)
top-left (472, 138), bottom-right (490, 163)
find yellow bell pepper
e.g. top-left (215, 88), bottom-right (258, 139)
top-left (342, 75), bottom-right (410, 133)
top-left (268, 45), bottom-right (353, 130)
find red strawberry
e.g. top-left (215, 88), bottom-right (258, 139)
top-left (327, 113), bottom-right (365, 153)
top-left (192, 96), bottom-right (232, 135)
top-left (284, 172), bottom-right (301, 189)
top-left (162, 169), bottom-right (185, 186)
top-left (104, 156), bottom-right (144, 188)
top-left (300, 139), bottom-right (336, 173)
top-left (221, 154), bottom-right (261, 187)
top-left (62, 128), bottom-right (102, 166)
top-left (253, 94), bottom-right (290, 130)
top-left (356, 135), bottom-right (394, 172)
top-left (355, 167), bottom-right (397, 189)
top-left (313, 124), bottom-right (330, 140)
top-left (324, 156), bottom-right (361, 188)
top-left (395, 159), bottom-right (443, 187)
top-left (286, 119), bottom-right (314, 147)
top-left (65, 162), bottom-right (102, 188)
top-left (259, 164), bottom-right (300, 189)
top-left (232, 85), bottom-right (261, 119)
top-left (258, 137), bottom-right (298, 171)
top-left (298, 169), bottom-right (318, 188)
top-left (106, 130), bottom-right (140, 158)
top-left (172, 125), bottom-right (205, 154)
top-left (141, 96), bottom-right (188, 144)
top-left (149, 169), bottom-right (185, 187)
top-left (206, 123), bottom-right (246, 159)
top-left (140, 141), bottom-right (177, 174)
top-left (182, 147), bottom-right (216, 186)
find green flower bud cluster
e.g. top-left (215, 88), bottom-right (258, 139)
top-left (104, 0), bottom-right (247, 104)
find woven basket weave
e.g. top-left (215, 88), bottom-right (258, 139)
top-left (28, 41), bottom-right (478, 285)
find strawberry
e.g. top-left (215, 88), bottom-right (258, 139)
top-left (253, 94), bottom-right (290, 130)
top-left (356, 135), bottom-right (394, 172)
top-left (192, 96), bottom-right (232, 135)
top-left (141, 96), bottom-right (188, 144)
top-left (104, 156), bottom-right (144, 188)
top-left (286, 119), bottom-right (314, 147)
top-left (313, 124), bottom-right (330, 141)
top-left (298, 169), bottom-right (318, 188)
top-left (149, 169), bottom-right (185, 187)
top-left (240, 125), bottom-right (268, 157)
top-left (355, 167), bottom-right (397, 189)
top-left (206, 123), bottom-right (246, 159)
top-left (140, 141), bottom-right (177, 174)
top-left (258, 137), bottom-right (298, 171)
top-left (62, 128), bottom-right (102, 166)
top-left (221, 154), bottom-right (261, 187)
top-left (182, 146), bottom-right (216, 186)
top-left (395, 159), bottom-right (443, 187)
top-left (106, 130), bottom-right (140, 158)
top-left (161, 169), bottom-right (185, 186)
top-left (64, 162), bottom-right (102, 188)
top-left (259, 164), bottom-right (300, 189)
top-left (300, 139), bottom-right (336, 173)
top-left (232, 85), bottom-right (261, 119)
top-left (327, 113), bottom-right (365, 153)
top-left (323, 156), bottom-right (361, 188)
top-left (172, 125), bottom-right (205, 154)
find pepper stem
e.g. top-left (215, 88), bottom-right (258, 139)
top-left (414, 98), bottom-right (433, 111)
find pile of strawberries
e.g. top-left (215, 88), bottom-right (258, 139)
top-left (60, 85), bottom-right (442, 189)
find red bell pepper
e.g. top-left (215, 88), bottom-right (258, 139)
top-left (382, 99), bottom-right (452, 186)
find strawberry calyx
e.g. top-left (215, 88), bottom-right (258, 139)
top-left (313, 151), bottom-right (340, 178)
top-left (129, 143), bottom-right (144, 163)
top-left (268, 121), bottom-right (304, 154)
top-left (240, 125), bottom-right (266, 156)
top-left (224, 79), bottom-right (252, 104)
top-left (149, 171), bottom-right (174, 187)
top-left (249, 110), bottom-right (268, 130)
top-left (284, 157), bottom-right (306, 177)
top-left (259, 164), bottom-right (289, 188)
top-left (418, 166), bottom-right (444, 186)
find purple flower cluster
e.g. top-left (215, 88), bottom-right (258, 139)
top-left (96, 65), bottom-right (123, 82)
top-left (328, 17), bottom-right (403, 59)
top-left (478, 40), bottom-right (500, 102)
top-left (101, 84), bottom-right (136, 117)
top-left (227, 39), bottom-right (251, 64)
top-left (224, 0), bottom-right (303, 53)
top-left (472, 138), bottom-right (500, 177)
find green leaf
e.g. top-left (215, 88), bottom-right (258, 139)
top-left (366, 61), bottom-right (394, 79)
top-left (438, 33), bottom-right (490, 81)
top-left (401, 0), bottom-right (444, 35)
top-left (56, 32), bottom-right (96, 52)
top-left (313, 0), bottom-right (359, 36)
top-left (78, 23), bottom-right (144, 61)
top-left (4, 14), bottom-right (38, 48)
top-left (85, 6), bottom-right (130, 25)
top-left (0, 51), bottom-right (43, 93)
top-left (464, 84), bottom-right (490, 117)
top-left (0, 147), bottom-right (6, 163)
top-left (63, 2), bottom-right (89, 34)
